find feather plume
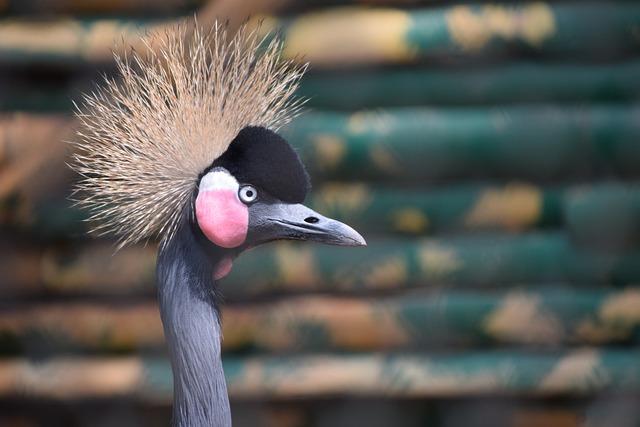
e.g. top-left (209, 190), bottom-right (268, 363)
top-left (71, 22), bottom-right (307, 248)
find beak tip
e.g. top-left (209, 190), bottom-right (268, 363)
top-left (351, 231), bottom-right (367, 247)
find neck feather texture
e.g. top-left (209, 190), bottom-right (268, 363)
top-left (157, 220), bottom-right (231, 427)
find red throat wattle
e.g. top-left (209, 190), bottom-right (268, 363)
top-left (195, 189), bottom-right (248, 248)
top-left (213, 256), bottom-right (234, 280)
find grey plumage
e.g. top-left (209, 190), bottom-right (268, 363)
top-left (157, 217), bottom-right (230, 426)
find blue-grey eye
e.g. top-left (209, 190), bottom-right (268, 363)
top-left (238, 185), bottom-right (258, 203)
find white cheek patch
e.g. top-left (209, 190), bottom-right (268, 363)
top-left (199, 168), bottom-right (240, 193)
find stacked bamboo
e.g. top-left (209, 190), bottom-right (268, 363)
top-left (4, 288), bottom-right (640, 354)
top-left (1, 1), bottom-right (640, 426)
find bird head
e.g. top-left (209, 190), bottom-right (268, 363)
top-left (71, 24), bottom-right (364, 271)
top-left (194, 126), bottom-right (365, 254)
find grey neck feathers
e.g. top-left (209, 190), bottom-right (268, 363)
top-left (157, 220), bottom-right (231, 427)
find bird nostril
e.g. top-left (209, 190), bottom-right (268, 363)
top-left (304, 216), bottom-right (319, 224)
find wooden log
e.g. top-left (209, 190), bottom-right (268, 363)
top-left (284, 105), bottom-right (640, 182)
top-left (1, 349), bottom-right (640, 399)
top-left (266, 3), bottom-right (640, 67)
top-left (299, 60), bottom-right (640, 109)
top-left (2, 288), bottom-right (640, 353)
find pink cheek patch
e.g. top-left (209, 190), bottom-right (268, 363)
top-left (195, 190), bottom-right (248, 248)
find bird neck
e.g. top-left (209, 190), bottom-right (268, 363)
top-left (156, 220), bottom-right (231, 427)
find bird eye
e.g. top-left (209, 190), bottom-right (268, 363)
top-left (238, 185), bottom-right (258, 204)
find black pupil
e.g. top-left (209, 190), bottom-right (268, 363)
top-left (245, 190), bottom-right (254, 198)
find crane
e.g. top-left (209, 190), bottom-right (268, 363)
top-left (70, 24), bottom-right (365, 426)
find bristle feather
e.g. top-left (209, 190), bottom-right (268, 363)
top-left (70, 22), bottom-right (306, 248)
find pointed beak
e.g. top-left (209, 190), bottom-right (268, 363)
top-left (253, 203), bottom-right (366, 247)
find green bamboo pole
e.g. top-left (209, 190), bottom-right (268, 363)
top-left (565, 184), bottom-right (640, 250)
top-left (308, 183), bottom-right (562, 235)
top-left (2, 288), bottom-right (640, 353)
top-left (9, 177), bottom-right (640, 244)
top-left (311, 183), bottom-right (640, 243)
top-left (1, 3), bottom-right (639, 65)
top-left (3, 107), bottom-right (640, 188)
top-left (0, 243), bottom-right (157, 298)
top-left (226, 287), bottom-right (640, 350)
top-left (16, 183), bottom-right (638, 250)
top-left (9, 179), bottom-right (640, 244)
top-left (299, 61), bottom-right (640, 110)
top-left (0, 83), bottom-right (83, 112)
top-left (221, 233), bottom-right (640, 297)
top-left (283, 106), bottom-right (640, 182)
top-left (0, 18), bottom-right (159, 65)
top-left (0, 0), bottom-right (200, 16)
top-left (3, 234), bottom-right (640, 298)
top-left (6, 61), bottom-right (640, 112)
top-left (0, 114), bottom-right (76, 243)
top-left (1, 350), bottom-right (639, 400)
top-left (311, 184), bottom-right (640, 243)
top-left (10, 183), bottom-right (562, 238)
top-left (269, 3), bottom-right (640, 67)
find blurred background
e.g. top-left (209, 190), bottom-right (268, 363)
top-left (1, 0), bottom-right (640, 426)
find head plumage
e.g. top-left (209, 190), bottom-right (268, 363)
top-left (71, 22), bottom-right (307, 248)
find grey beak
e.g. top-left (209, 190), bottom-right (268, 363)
top-left (254, 203), bottom-right (366, 246)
